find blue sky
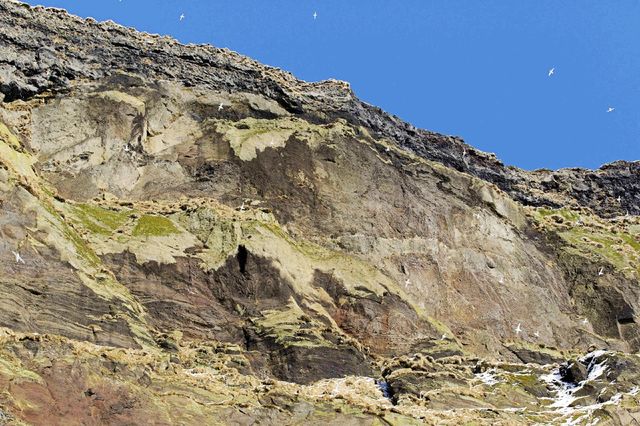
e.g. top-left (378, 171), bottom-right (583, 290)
top-left (24, 0), bottom-right (640, 170)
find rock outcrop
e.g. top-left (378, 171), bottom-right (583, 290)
top-left (0, 1), bottom-right (638, 424)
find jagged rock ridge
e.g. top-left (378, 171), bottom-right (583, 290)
top-left (0, 1), bottom-right (639, 424)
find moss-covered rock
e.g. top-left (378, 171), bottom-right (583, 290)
top-left (73, 203), bottom-right (132, 235)
top-left (132, 214), bottom-right (181, 237)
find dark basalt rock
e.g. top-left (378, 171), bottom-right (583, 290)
top-left (560, 361), bottom-right (588, 384)
top-left (243, 326), bottom-right (374, 384)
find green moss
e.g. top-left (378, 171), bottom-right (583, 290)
top-left (74, 204), bottom-right (131, 235)
top-left (562, 227), bottom-right (633, 271)
top-left (66, 225), bottom-right (102, 267)
top-left (133, 215), bottom-right (180, 237)
top-left (621, 234), bottom-right (640, 252)
top-left (534, 207), bottom-right (640, 276)
top-left (537, 208), bottom-right (579, 222)
top-left (41, 200), bottom-right (102, 268)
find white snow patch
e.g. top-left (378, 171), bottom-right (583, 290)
top-left (475, 369), bottom-right (500, 386)
top-left (536, 351), bottom-right (638, 425)
top-left (541, 370), bottom-right (634, 426)
top-left (579, 350), bottom-right (609, 363)
top-left (586, 361), bottom-right (608, 381)
top-left (540, 370), bottom-right (578, 410)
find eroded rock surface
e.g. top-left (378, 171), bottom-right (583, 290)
top-left (0, 1), bottom-right (639, 424)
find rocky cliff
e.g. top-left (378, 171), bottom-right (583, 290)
top-left (0, 1), bottom-right (639, 424)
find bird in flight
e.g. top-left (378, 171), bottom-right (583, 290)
top-left (179, 13), bottom-right (185, 21)
top-left (218, 102), bottom-right (224, 111)
top-left (582, 318), bottom-right (589, 325)
top-left (598, 267), bottom-right (604, 276)
top-left (313, 11), bottom-right (318, 20)
top-left (607, 107), bottom-right (615, 113)
top-left (548, 68), bottom-right (555, 77)
top-left (12, 251), bottom-right (25, 264)
top-left (514, 323), bottom-right (522, 334)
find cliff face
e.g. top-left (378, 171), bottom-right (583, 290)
top-left (0, 1), bottom-right (639, 424)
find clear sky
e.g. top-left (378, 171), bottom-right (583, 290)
top-left (23, 0), bottom-right (640, 170)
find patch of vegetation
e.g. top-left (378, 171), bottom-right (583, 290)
top-left (562, 228), bottom-right (630, 269)
top-left (620, 233), bottom-right (640, 252)
top-left (533, 207), bottom-right (640, 276)
top-left (41, 200), bottom-right (102, 268)
top-left (74, 204), bottom-right (131, 235)
top-left (133, 215), bottom-right (180, 237)
top-left (536, 208), bottom-right (579, 223)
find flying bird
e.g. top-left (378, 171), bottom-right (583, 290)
top-left (534, 331), bottom-right (540, 338)
top-left (179, 13), bottom-right (185, 21)
top-left (218, 102), bottom-right (224, 111)
top-left (598, 267), bottom-right (604, 276)
top-left (582, 318), bottom-right (589, 325)
top-left (514, 323), bottom-right (522, 334)
top-left (607, 107), bottom-right (615, 113)
top-left (548, 68), bottom-right (555, 77)
top-left (12, 251), bottom-right (25, 264)
top-left (313, 11), bottom-right (318, 20)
